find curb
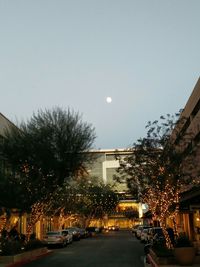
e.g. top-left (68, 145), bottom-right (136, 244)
top-left (146, 254), bottom-right (159, 267)
top-left (5, 250), bottom-right (53, 267)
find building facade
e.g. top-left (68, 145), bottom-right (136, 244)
top-left (87, 149), bottom-right (130, 192)
top-left (171, 77), bottom-right (200, 247)
top-left (86, 149), bottom-right (143, 228)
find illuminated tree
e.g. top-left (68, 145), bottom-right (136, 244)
top-left (116, 113), bottom-right (198, 248)
top-left (43, 176), bottom-right (119, 228)
top-left (84, 181), bottom-right (119, 222)
top-left (0, 107), bottom-right (96, 233)
top-left (0, 165), bottom-right (31, 231)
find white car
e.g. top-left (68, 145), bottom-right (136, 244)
top-left (136, 225), bottom-right (145, 239)
top-left (136, 225), bottom-right (151, 239)
top-left (43, 230), bottom-right (72, 247)
top-left (63, 229), bottom-right (73, 244)
top-left (140, 228), bottom-right (150, 243)
top-left (131, 224), bottom-right (140, 235)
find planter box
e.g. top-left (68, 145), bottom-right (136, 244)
top-left (194, 255), bottom-right (200, 264)
top-left (150, 248), bottom-right (200, 266)
top-left (0, 247), bottom-right (48, 265)
top-left (174, 247), bottom-right (196, 266)
top-left (149, 249), bottom-right (176, 265)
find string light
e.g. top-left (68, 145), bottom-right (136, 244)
top-left (143, 177), bottom-right (180, 249)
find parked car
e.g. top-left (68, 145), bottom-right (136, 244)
top-left (148, 227), bottom-right (165, 244)
top-left (140, 228), bottom-right (151, 243)
top-left (146, 227), bottom-right (153, 243)
top-left (64, 227), bottom-right (81, 241)
top-left (108, 225), bottom-right (119, 231)
top-left (77, 228), bottom-right (88, 238)
top-left (43, 230), bottom-right (69, 247)
top-left (131, 224), bottom-right (140, 235)
top-left (136, 225), bottom-right (151, 239)
top-left (63, 230), bottom-right (73, 244)
top-left (85, 227), bottom-right (99, 237)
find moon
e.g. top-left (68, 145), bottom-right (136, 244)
top-left (106, 96), bottom-right (112, 103)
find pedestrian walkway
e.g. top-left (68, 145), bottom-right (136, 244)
top-left (0, 249), bottom-right (53, 267)
top-left (161, 265), bottom-right (200, 267)
top-left (145, 253), bottom-right (200, 267)
top-left (145, 263), bottom-right (200, 267)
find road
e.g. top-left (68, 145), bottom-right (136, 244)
top-left (24, 230), bottom-right (145, 267)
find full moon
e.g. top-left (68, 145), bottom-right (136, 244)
top-left (106, 96), bottom-right (112, 103)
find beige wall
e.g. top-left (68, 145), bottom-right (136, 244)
top-left (170, 77), bottom-right (200, 244)
top-left (0, 113), bottom-right (16, 137)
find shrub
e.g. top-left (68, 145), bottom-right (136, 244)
top-left (24, 239), bottom-right (45, 251)
top-left (175, 233), bottom-right (193, 248)
top-left (152, 241), bottom-right (173, 257)
top-left (1, 239), bottom-right (22, 256)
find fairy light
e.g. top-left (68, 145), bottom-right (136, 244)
top-left (26, 202), bottom-right (47, 238)
top-left (142, 176), bottom-right (182, 249)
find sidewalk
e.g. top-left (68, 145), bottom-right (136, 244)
top-left (0, 249), bottom-right (53, 267)
top-left (145, 263), bottom-right (200, 267)
top-left (145, 253), bottom-right (200, 267)
top-left (160, 265), bottom-right (200, 267)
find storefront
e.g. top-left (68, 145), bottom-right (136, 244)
top-left (179, 186), bottom-right (200, 250)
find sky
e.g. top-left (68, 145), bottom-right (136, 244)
top-left (0, 0), bottom-right (200, 149)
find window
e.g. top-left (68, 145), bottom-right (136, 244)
top-left (191, 99), bottom-right (200, 118)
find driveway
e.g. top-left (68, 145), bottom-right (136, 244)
top-left (24, 230), bottom-right (145, 267)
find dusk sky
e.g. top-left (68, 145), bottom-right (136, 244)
top-left (0, 0), bottom-right (199, 149)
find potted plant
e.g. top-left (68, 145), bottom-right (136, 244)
top-left (174, 233), bottom-right (195, 266)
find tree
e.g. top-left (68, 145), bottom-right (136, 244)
top-left (43, 176), bottom-right (119, 228)
top-left (116, 113), bottom-right (198, 248)
top-left (0, 161), bottom-right (30, 231)
top-left (0, 107), bottom-right (96, 232)
top-left (84, 181), bottom-right (119, 221)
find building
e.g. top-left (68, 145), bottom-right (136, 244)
top-left (87, 149), bottom-right (130, 192)
top-left (0, 112), bottom-right (16, 137)
top-left (86, 149), bottom-right (143, 228)
top-left (171, 78), bottom-right (200, 245)
top-left (0, 113), bottom-right (28, 234)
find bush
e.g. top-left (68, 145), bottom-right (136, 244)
top-left (1, 239), bottom-right (22, 256)
top-left (24, 239), bottom-right (45, 251)
top-left (153, 245), bottom-right (173, 257)
top-left (175, 233), bottom-right (193, 248)
top-left (152, 241), bottom-right (173, 257)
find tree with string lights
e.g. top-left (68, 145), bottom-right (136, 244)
top-left (0, 107), bottom-right (96, 234)
top-left (116, 112), bottom-right (198, 248)
top-left (43, 176), bottom-right (119, 228)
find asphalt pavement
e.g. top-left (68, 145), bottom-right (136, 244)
top-left (22, 230), bottom-right (145, 267)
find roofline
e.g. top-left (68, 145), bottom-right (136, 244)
top-left (89, 148), bottom-right (134, 153)
top-left (0, 112), bottom-right (18, 129)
